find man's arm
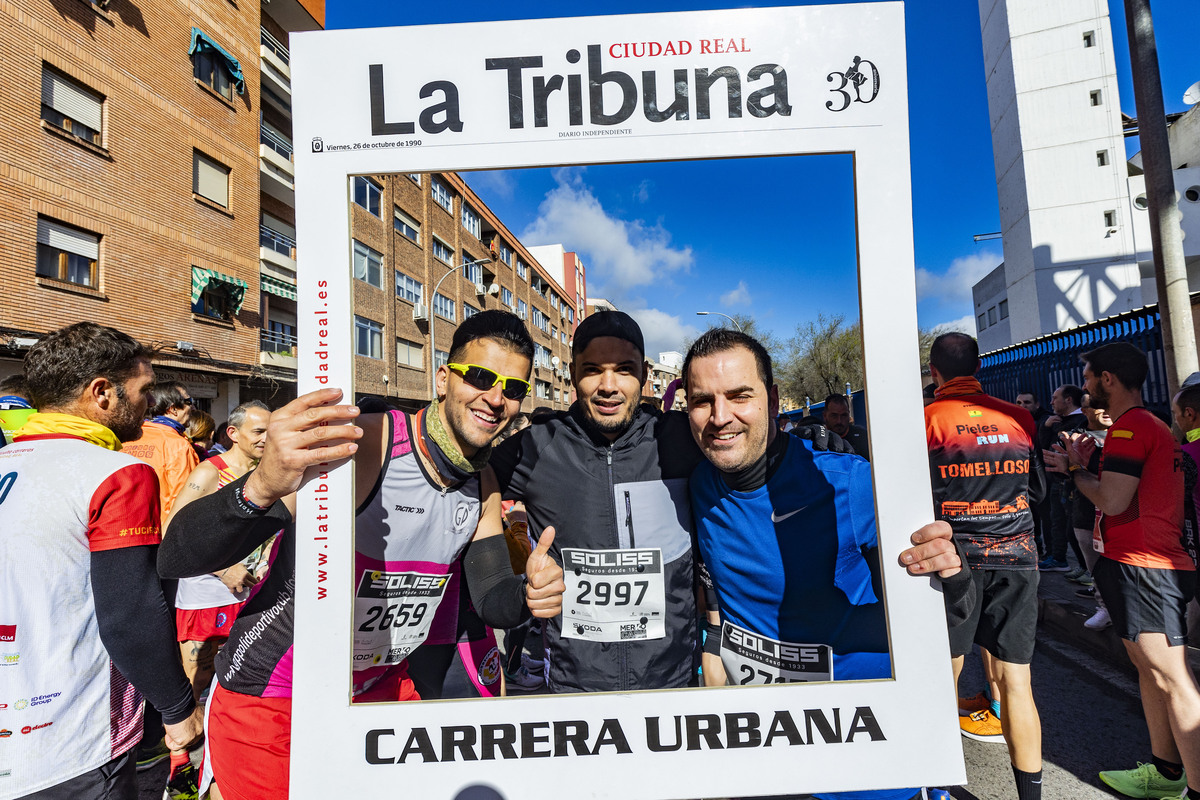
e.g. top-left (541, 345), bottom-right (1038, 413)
top-left (1044, 434), bottom-right (1140, 516)
top-left (166, 461), bottom-right (258, 593)
top-left (695, 557), bottom-right (727, 687)
top-left (463, 467), bottom-right (563, 628)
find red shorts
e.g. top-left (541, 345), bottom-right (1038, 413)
top-left (207, 683), bottom-right (291, 800)
top-left (352, 663), bottom-right (420, 703)
top-left (175, 603), bottom-right (243, 643)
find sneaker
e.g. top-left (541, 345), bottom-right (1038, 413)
top-left (1075, 586), bottom-right (1096, 598)
top-left (163, 760), bottom-right (199, 800)
top-left (1069, 571), bottom-right (1095, 586)
top-left (506, 664), bottom-right (545, 689)
top-left (1037, 557), bottom-right (1070, 572)
top-left (1098, 762), bottom-right (1187, 799)
top-left (1065, 566), bottom-right (1087, 581)
top-left (1085, 607), bottom-right (1112, 630)
top-left (520, 653), bottom-right (545, 674)
top-left (136, 739), bottom-right (171, 772)
top-left (957, 691), bottom-right (990, 715)
top-left (959, 709), bottom-right (1005, 742)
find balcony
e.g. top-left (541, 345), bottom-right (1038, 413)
top-left (259, 225), bottom-right (297, 278)
top-left (259, 30), bottom-right (291, 104)
top-left (259, 127), bottom-right (295, 206)
top-left (259, 328), bottom-right (297, 368)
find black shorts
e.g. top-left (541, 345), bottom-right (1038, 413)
top-left (947, 567), bottom-right (1039, 664)
top-left (1092, 558), bottom-right (1196, 646)
top-left (24, 748), bottom-right (135, 800)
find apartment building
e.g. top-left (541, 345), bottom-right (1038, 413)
top-left (347, 172), bottom-right (579, 412)
top-left (0, 0), bottom-right (322, 418)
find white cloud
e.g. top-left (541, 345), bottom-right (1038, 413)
top-left (720, 280), bottom-right (752, 307)
top-left (626, 308), bottom-right (700, 361)
top-left (634, 180), bottom-right (652, 203)
top-left (463, 171), bottom-right (516, 201)
top-left (520, 169), bottom-right (693, 299)
top-left (915, 251), bottom-right (1001, 305)
top-left (929, 314), bottom-right (977, 336)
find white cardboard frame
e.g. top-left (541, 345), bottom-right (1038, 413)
top-left (289, 5), bottom-right (965, 798)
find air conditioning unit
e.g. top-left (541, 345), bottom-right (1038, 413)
top-left (519, 310), bottom-right (527, 320)
top-left (474, 283), bottom-right (487, 295)
top-left (412, 303), bottom-right (429, 321)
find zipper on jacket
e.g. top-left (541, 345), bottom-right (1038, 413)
top-left (605, 443), bottom-right (631, 690)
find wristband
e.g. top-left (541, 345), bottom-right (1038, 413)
top-left (234, 484), bottom-right (270, 515)
top-left (702, 621), bottom-right (723, 656)
top-left (1068, 464), bottom-right (1083, 474)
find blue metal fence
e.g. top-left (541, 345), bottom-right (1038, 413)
top-left (977, 305), bottom-right (1171, 416)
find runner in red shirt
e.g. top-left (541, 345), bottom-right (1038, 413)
top-left (1045, 342), bottom-right (1199, 800)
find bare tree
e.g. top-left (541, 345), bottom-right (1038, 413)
top-left (777, 314), bottom-right (864, 404)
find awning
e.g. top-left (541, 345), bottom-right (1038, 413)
top-left (191, 267), bottom-right (248, 312)
top-left (261, 275), bottom-right (297, 301)
top-left (189, 28), bottom-right (245, 95)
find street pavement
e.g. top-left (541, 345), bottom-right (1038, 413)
top-left (138, 570), bottom-right (1200, 800)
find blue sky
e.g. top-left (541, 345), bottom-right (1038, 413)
top-left (328, 0), bottom-right (1198, 359)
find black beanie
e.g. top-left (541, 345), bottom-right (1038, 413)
top-left (571, 310), bottom-right (645, 359)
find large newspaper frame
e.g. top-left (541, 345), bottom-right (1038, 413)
top-left (289, 4), bottom-right (965, 798)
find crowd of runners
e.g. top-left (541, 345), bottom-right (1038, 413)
top-left (0, 312), bottom-right (1197, 800)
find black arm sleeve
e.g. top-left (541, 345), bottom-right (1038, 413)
top-left (92, 546), bottom-right (196, 725)
top-left (1027, 445), bottom-right (1049, 505)
top-left (865, 542), bottom-right (974, 629)
top-left (158, 472), bottom-right (292, 579)
top-left (463, 534), bottom-right (530, 630)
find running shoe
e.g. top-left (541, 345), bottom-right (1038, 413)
top-left (1068, 571), bottom-right (1095, 586)
top-left (1085, 607), bottom-right (1112, 630)
top-left (1098, 763), bottom-right (1187, 799)
top-left (506, 664), bottom-right (545, 689)
top-left (520, 653), bottom-right (545, 674)
top-left (163, 760), bottom-right (199, 800)
top-left (1064, 566), bottom-right (1087, 581)
top-left (1075, 586), bottom-right (1096, 598)
top-left (957, 692), bottom-right (990, 715)
top-left (959, 709), bottom-right (1005, 742)
top-left (136, 739), bottom-right (171, 772)
top-left (1037, 557), bottom-right (1070, 572)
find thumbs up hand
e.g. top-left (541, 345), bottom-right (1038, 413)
top-left (524, 526), bottom-right (565, 618)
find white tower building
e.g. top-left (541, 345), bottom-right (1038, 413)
top-left (974, 0), bottom-right (1143, 351)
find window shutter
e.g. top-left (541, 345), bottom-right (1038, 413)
top-left (37, 218), bottom-right (99, 259)
top-left (194, 153), bottom-right (229, 206)
top-left (41, 69), bottom-right (103, 132)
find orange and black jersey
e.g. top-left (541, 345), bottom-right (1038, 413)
top-left (925, 377), bottom-right (1047, 569)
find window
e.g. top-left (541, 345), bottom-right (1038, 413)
top-left (394, 208), bottom-right (420, 243)
top-left (1090, 89), bottom-right (1103, 107)
top-left (396, 273), bottom-right (423, 305)
top-left (987, 306), bottom-right (997, 325)
top-left (1096, 150), bottom-right (1109, 167)
top-left (555, 388), bottom-right (562, 403)
top-left (41, 66), bottom-right (103, 145)
top-left (355, 316), bottom-right (383, 359)
top-left (462, 204), bottom-right (481, 238)
top-left (536, 380), bottom-right (551, 400)
top-left (501, 287), bottom-right (513, 307)
top-left (551, 325), bottom-right (558, 341)
top-left (999, 300), bottom-right (1009, 319)
top-left (532, 275), bottom-right (548, 296)
top-left (407, 173), bottom-right (421, 185)
top-left (36, 217), bottom-right (98, 287)
top-left (433, 292), bottom-right (455, 321)
top-left (517, 299), bottom-right (527, 320)
top-left (1083, 30), bottom-right (1095, 48)
top-left (463, 305), bottom-right (479, 319)
top-left (352, 240), bottom-right (383, 288)
top-left (532, 308), bottom-right (549, 332)
top-left (534, 344), bottom-right (552, 368)
top-left (498, 241), bottom-right (512, 266)
top-left (550, 294), bottom-right (560, 311)
top-left (432, 236), bottom-right (453, 264)
top-left (978, 313), bottom-right (987, 331)
top-left (190, 28), bottom-right (243, 100)
top-left (561, 330), bottom-right (568, 345)
top-left (463, 257), bottom-right (483, 284)
top-left (397, 338), bottom-right (423, 368)
top-left (193, 150), bottom-right (230, 207)
top-left (434, 349), bottom-right (449, 370)
top-left (194, 282), bottom-right (235, 320)
top-left (566, 307), bottom-right (574, 324)
top-left (1104, 210), bottom-right (1117, 228)
top-left (516, 260), bottom-right (527, 280)
top-left (431, 177), bottom-right (452, 212)
top-left (353, 177), bottom-right (382, 217)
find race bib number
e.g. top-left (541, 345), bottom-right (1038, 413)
top-left (720, 622), bottom-right (833, 685)
top-left (561, 548), bottom-right (665, 642)
top-left (353, 570), bottom-right (450, 668)
top-left (1093, 514), bottom-right (1105, 555)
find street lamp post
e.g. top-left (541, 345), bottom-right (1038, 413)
top-left (429, 255), bottom-right (495, 397)
top-left (695, 311), bottom-right (744, 331)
